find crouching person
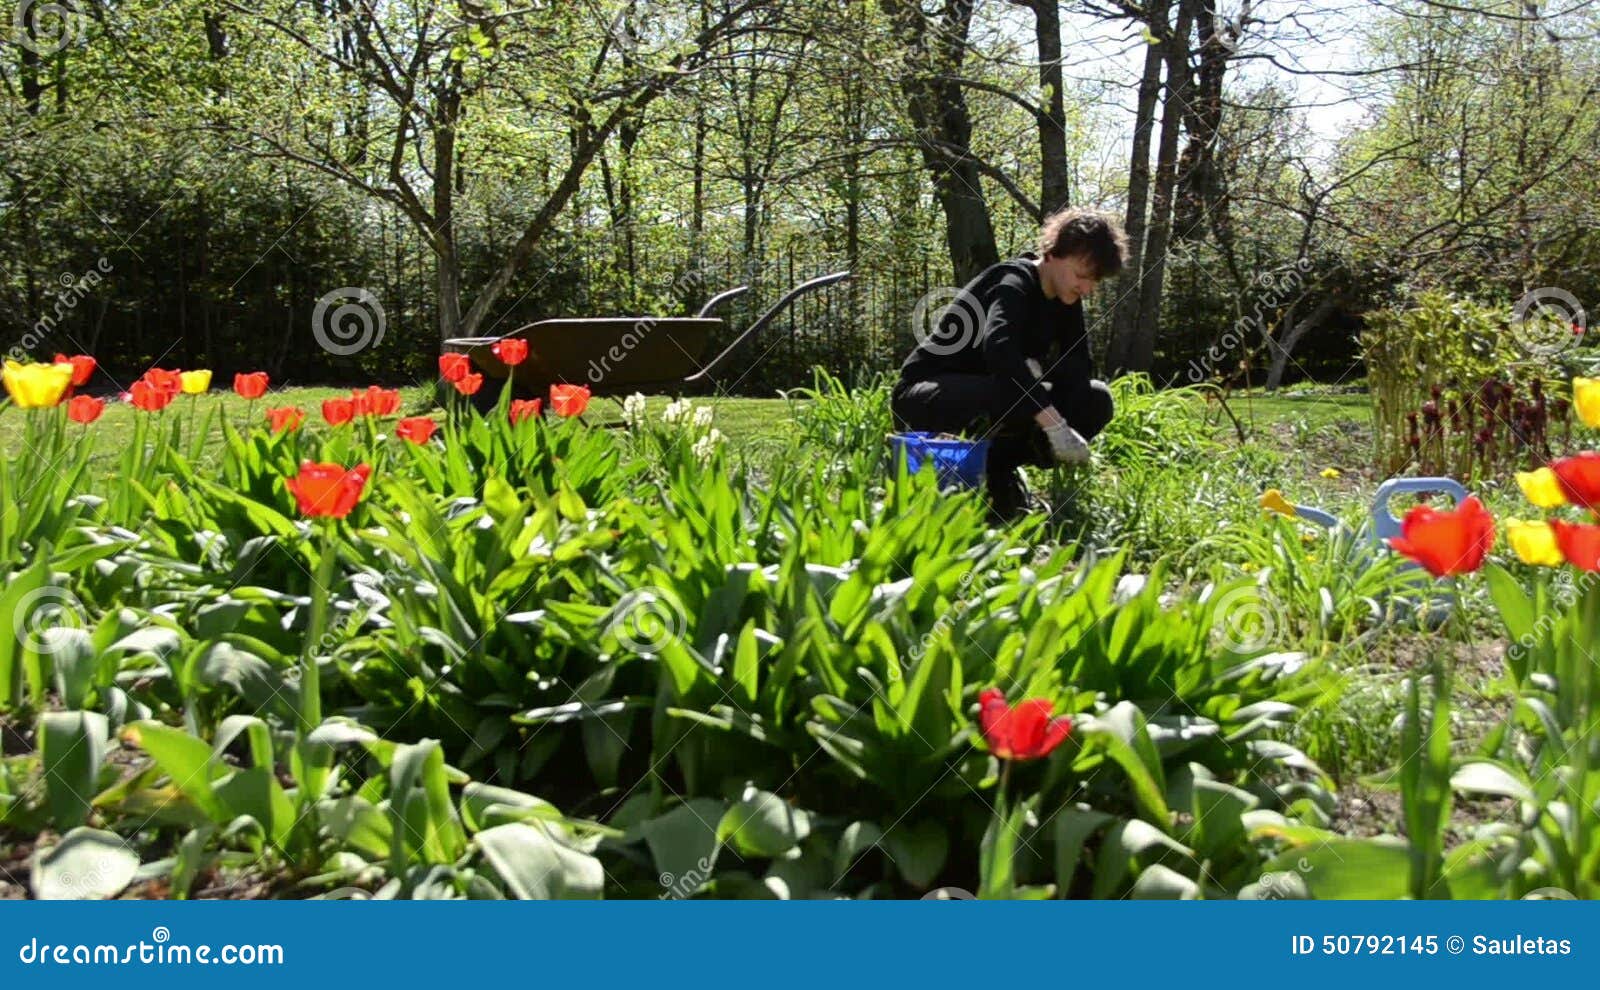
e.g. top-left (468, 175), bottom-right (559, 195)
top-left (891, 208), bottom-right (1126, 520)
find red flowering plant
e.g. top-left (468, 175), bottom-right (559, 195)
top-left (971, 687), bottom-right (1075, 898)
top-left (1379, 378), bottom-right (1600, 897)
top-left (67, 395), bottom-right (104, 425)
top-left (394, 416), bottom-right (438, 446)
top-left (509, 398), bottom-right (542, 425)
top-left (282, 460), bottom-right (373, 784)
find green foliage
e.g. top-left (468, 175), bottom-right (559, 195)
top-left (0, 377), bottom-right (1344, 899)
top-left (1362, 292), bottom-right (1574, 477)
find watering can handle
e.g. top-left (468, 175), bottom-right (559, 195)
top-left (1370, 477), bottom-right (1470, 544)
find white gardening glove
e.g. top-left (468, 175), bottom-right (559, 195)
top-left (1042, 420), bottom-right (1090, 465)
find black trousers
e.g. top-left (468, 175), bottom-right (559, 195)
top-left (890, 369), bottom-right (1114, 486)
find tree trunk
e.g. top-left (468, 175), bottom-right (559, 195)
top-left (1105, 0), bottom-right (1169, 375)
top-left (1176, 0), bottom-right (1229, 244)
top-left (1125, 0), bottom-right (1195, 376)
top-left (881, 0), bottom-right (997, 285)
top-left (434, 61), bottom-right (463, 341)
top-left (20, 5), bottom-right (42, 116)
top-left (1265, 298), bottom-right (1336, 390)
top-left (1030, 0), bottom-right (1069, 214)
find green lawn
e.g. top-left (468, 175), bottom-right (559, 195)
top-left (4, 381), bottom-right (1375, 483)
top-left (1, 387), bottom-right (803, 468)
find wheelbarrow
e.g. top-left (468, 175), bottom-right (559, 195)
top-left (1259, 476), bottom-right (1469, 625)
top-left (443, 270), bottom-right (851, 408)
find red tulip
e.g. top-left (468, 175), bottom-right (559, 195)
top-left (284, 461), bottom-right (371, 519)
top-left (129, 379), bottom-right (175, 412)
top-left (1386, 495), bottom-right (1495, 577)
top-left (234, 371), bottom-right (269, 399)
top-left (453, 372), bottom-right (483, 396)
top-left (978, 688), bottom-right (1072, 761)
top-left (549, 383), bottom-right (590, 417)
top-left (510, 398), bottom-right (542, 424)
top-left (142, 368), bottom-right (183, 397)
top-left (322, 398), bottom-right (355, 426)
top-left (266, 406), bottom-right (305, 433)
top-left (67, 394), bottom-right (104, 424)
top-left (350, 385), bottom-right (401, 417)
top-left (395, 416), bottom-right (438, 445)
top-left (1551, 520), bottom-right (1600, 571)
top-left (438, 353), bottom-right (471, 383)
top-left (1550, 453), bottom-right (1600, 514)
top-left (54, 353), bottom-right (96, 387)
top-left (491, 337), bottom-right (529, 366)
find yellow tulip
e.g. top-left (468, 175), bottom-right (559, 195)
top-left (1574, 377), bottom-right (1600, 430)
top-left (1505, 518), bottom-right (1564, 567)
top-left (179, 369), bottom-right (212, 394)
top-left (1259, 488), bottom-right (1297, 518)
top-left (1515, 467), bottom-right (1567, 509)
top-left (2, 360), bottom-right (73, 409)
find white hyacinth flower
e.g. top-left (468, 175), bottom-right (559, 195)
top-left (621, 392), bottom-right (648, 428)
top-left (662, 398), bottom-right (691, 426)
top-left (692, 405), bottom-right (714, 430)
top-left (692, 427), bottom-right (725, 463)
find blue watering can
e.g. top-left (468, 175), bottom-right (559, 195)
top-left (1259, 476), bottom-right (1470, 626)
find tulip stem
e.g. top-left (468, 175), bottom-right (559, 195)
top-left (295, 519), bottom-right (338, 803)
top-left (300, 519), bottom-right (337, 732)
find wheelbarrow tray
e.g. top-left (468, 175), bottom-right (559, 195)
top-left (450, 317), bottom-right (723, 395)
top-left (444, 270), bottom-right (851, 399)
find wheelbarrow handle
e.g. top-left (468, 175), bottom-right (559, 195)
top-left (683, 270), bottom-right (852, 387)
top-left (697, 285), bottom-right (750, 318)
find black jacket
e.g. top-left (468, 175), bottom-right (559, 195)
top-left (899, 255), bottom-right (1092, 416)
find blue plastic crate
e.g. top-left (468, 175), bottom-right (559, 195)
top-left (887, 432), bottom-right (991, 489)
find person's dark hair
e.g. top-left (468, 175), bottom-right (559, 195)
top-left (1036, 208), bottom-right (1127, 278)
